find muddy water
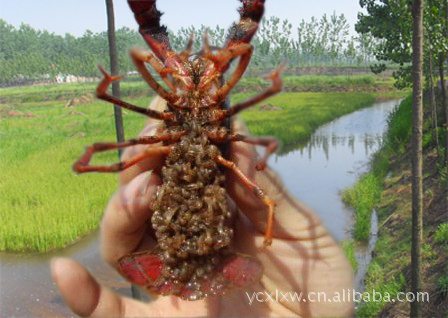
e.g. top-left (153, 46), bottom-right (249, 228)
top-left (0, 99), bottom-right (400, 316)
top-left (267, 98), bottom-right (401, 291)
top-left (0, 230), bottom-right (133, 317)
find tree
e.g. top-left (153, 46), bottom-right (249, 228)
top-left (356, 32), bottom-right (378, 70)
top-left (327, 12), bottom-right (350, 65)
top-left (446, 0), bottom-right (448, 178)
top-left (423, 0), bottom-right (448, 178)
top-left (410, 0), bottom-right (424, 317)
top-left (255, 16), bottom-right (294, 66)
top-left (105, 0), bottom-right (125, 157)
top-left (105, 0), bottom-right (135, 300)
top-left (297, 16), bottom-right (320, 65)
top-left (425, 30), bottom-right (441, 156)
top-left (356, 0), bottom-right (414, 87)
top-left (344, 37), bottom-right (357, 65)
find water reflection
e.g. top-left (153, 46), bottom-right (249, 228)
top-left (302, 131), bottom-right (384, 160)
top-left (280, 100), bottom-right (398, 161)
top-left (268, 99), bottom-right (401, 242)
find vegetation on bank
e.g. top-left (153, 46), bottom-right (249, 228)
top-left (343, 95), bottom-right (448, 317)
top-left (0, 83), bottom-right (386, 252)
top-left (341, 239), bottom-right (359, 271)
top-left (342, 98), bottom-right (413, 241)
top-left (343, 98), bottom-right (412, 317)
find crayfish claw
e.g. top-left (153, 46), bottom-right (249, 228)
top-left (263, 62), bottom-right (287, 81)
top-left (98, 65), bottom-right (124, 82)
top-left (255, 161), bottom-right (267, 171)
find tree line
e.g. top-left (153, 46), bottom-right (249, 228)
top-left (0, 12), bottom-right (379, 86)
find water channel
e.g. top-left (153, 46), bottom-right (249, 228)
top-left (267, 98), bottom-right (401, 292)
top-left (0, 98), bottom-right (401, 316)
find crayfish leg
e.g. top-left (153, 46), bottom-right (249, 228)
top-left (213, 155), bottom-right (276, 246)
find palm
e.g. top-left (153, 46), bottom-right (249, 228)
top-left (52, 99), bottom-right (353, 317)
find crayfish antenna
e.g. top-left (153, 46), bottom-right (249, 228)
top-left (180, 32), bottom-right (194, 60)
top-left (203, 29), bottom-right (211, 56)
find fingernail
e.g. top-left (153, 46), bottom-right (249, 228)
top-left (50, 257), bottom-right (63, 281)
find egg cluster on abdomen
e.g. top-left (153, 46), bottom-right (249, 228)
top-left (150, 128), bottom-right (233, 296)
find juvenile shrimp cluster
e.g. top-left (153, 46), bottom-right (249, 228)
top-left (150, 124), bottom-right (233, 298)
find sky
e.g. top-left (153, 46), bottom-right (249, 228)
top-left (1, 0), bottom-right (365, 39)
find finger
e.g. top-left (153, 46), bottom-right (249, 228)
top-left (52, 258), bottom-right (216, 317)
top-left (51, 257), bottom-right (133, 317)
top-left (101, 171), bottom-right (161, 266)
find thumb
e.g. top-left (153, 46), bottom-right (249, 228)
top-left (51, 257), bottom-right (136, 317)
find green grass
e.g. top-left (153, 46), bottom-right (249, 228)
top-left (0, 81), bottom-right (160, 104)
top-left (354, 204), bottom-right (409, 317)
top-left (434, 223), bottom-right (448, 245)
top-left (1, 86), bottom-right (379, 252)
top-left (344, 95), bottom-right (448, 316)
top-left (342, 174), bottom-right (383, 241)
top-left (385, 96), bottom-right (413, 154)
top-left (0, 81), bottom-right (97, 97)
top-left (356, 263), bottom-right (406, 317)
top-left (0, 96), bottom-right (152, 252)
top-left (282, 74), bottom-right (377, 86)
top-left (436, 275), bottom-right (448, 300)
top-left (340, 239), bottom-right (358, 271)
top-left (341, 96), bottom-right (419, 316)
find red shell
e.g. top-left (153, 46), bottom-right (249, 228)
top-left (118, 254), bottom-right (163, 285)
top-left (118, 252), bottom-right (263, 300)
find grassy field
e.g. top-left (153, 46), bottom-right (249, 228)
top-left (1, 95), bottom-right (154, 252)
top-left (0, 77), bottom-right (396, 252)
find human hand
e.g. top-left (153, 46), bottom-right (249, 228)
top-left (52, 96), bottom-right (354, 317)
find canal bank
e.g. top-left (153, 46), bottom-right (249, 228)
top-left (267, 98), bottom-right (404, 297)
top-left (343, 96), bottom-right (448, 317)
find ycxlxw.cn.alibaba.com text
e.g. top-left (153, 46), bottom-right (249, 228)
top-left (246, 289), bottom-right (430, 305)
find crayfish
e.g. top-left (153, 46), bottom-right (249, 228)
top-left (73, 0), bottom-right (283, 300)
